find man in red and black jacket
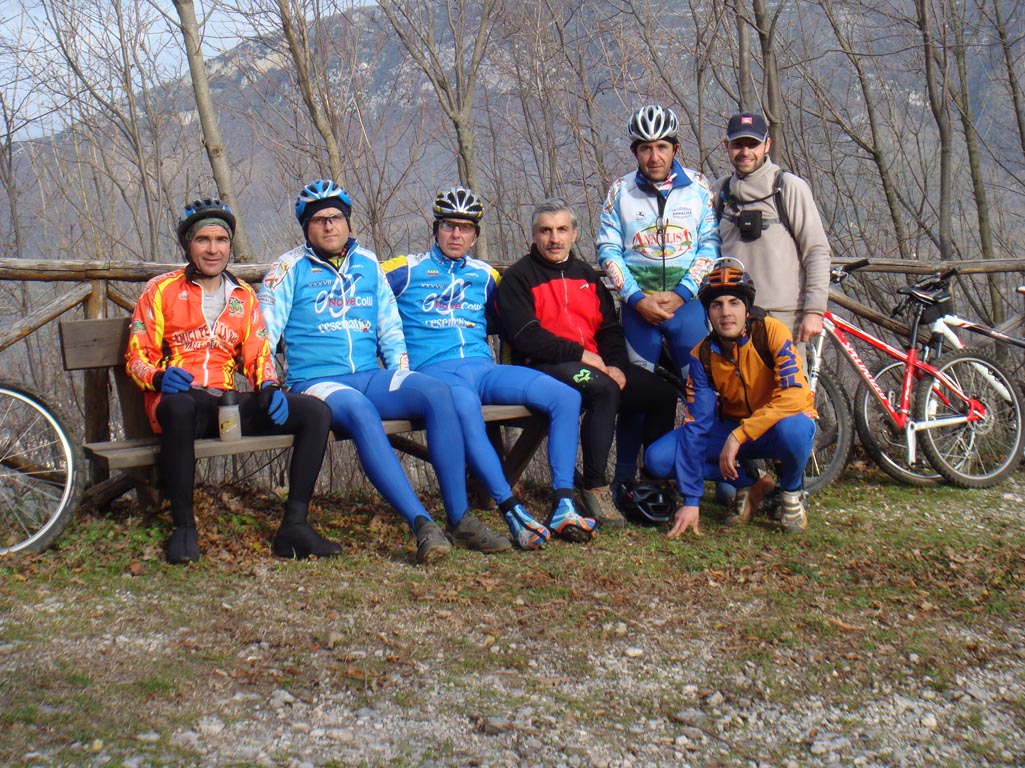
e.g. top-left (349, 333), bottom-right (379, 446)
top-left (495, 198), bottom-right (678, 528)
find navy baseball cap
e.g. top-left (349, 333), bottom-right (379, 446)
top-left (726, 112), bottom-right (769, 142)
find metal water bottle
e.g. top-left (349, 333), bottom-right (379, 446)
top-left (218, 390), bottom-right (242, 441)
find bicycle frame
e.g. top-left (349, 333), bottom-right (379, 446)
top-left (936, 314), bottom-right (1025, 352)
top-left (809, 311), bottom-right (990, 465)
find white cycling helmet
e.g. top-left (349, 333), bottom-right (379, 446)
top-left (628, 105), bottom-right (680, 144)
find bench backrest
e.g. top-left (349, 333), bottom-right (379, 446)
top-left (59, 317), bottom-right (154, 439)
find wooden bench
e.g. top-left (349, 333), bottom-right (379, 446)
top-left (59, 317), bottom-right (547, 504)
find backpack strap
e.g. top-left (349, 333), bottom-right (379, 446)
top-left (746, 309), bottom-right (777, 372)
top-left (772, 169), bottom-right (794, 240)
top-left (699, 336), bottom-right (715, 387)
top-left (714, 184), bottom-right (729, 223)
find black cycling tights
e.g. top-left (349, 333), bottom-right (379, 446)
top-left (535, 361), bottom-right (677, 489)
top-left (156, 389), bottom-right (331, 526)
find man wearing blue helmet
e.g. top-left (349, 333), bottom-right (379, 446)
top-left (259, 180), bottom-right (511, 564)
top-left (126, 197), bottom-right (339, 564)
top-left (383, 187), bottom-right (595, 547)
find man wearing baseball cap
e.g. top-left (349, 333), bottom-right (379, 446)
top-left (713, 112), bottom-right (831, 352)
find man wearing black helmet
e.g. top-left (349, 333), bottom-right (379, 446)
top-left (383, 187), bottom-right (595, 547)
top-left (643, 259), bottom-right (816, 536)
top-left (595, 104), bottom-right (720, 498)
top-left (258, 180), bottom-right (511, 565)
top-left (126, 198), bottom-right (338, 564)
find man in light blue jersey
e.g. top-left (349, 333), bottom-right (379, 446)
top-left (382, 187), bottom-right (596, 545)
top-left (595, 104), bottom-right (721, 496)
top-left (596, 105), bottom-right (720, 378)
top-left (258, 180), bottom-right (511, 564)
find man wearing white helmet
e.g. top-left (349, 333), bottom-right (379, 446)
top-left (595, 104), bottom-right (720, 495)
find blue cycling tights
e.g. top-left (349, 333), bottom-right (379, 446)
top-left (294, 369), bottom-right (467, 530)
top-left (418, 358), bottom-right (581, 502)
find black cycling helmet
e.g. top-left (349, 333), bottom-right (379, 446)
top-left (698, 257), bottom-right (757, 311)
top-left (628, 105), bottom-right (680, 145)
top-left (613, 482), bottom-right (675, 525)
top-left (434, 186), bottom-right (483, 219)
top-left (432, 186), bottom-right (484, 236)
top-left (176, 197), bottom-right (236, 250)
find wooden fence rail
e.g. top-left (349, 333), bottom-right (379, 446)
top-left (2, 255), bottom-right (1023, 451)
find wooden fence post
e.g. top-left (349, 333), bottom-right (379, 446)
top-left (84, 280), bottom-right (110, 485)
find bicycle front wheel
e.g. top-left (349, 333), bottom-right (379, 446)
top-left (805, 368), bottom-right (852, 495)
top-left (854, 361), bottom-right (942, 487)
top-left (0, 382), bottom-right (80, 555)
top-left (914, 351), bottom-right (1025, 488)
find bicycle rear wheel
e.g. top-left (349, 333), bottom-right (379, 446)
top-left (853, 361), bottom-right (942, 486)
top-left (0, 382), bottom-right (80, 555)
top-left (805, 368), bottom-right (852, 495)
top-left (914, 351), bottom-right (1025, 488)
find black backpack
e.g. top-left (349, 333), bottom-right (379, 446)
top-left (697, 308), bottom-right (776, 386)
top-left (715, 168), bottom-right (793, 240)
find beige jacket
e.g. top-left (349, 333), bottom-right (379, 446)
top-left (713, 158), bottom-right (831, 316)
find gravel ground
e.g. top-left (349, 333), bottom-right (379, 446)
top-left (8, 481), bottom-right (1025, 767)
top-left (148, 629), bottom-right (1025, 767)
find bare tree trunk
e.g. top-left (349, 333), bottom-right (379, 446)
top-left (172, 0), bottom-right (253, 262)
top-left (273, 0), bottom-right (345, 179)
top-left (733, 1), bottom-right (755, 109)
top-left (916, 0), bottom-right (953, 261)
top-left (749, 0), bottom-right (787, 162)
top-left (378, 0), bottom-right (498, 262)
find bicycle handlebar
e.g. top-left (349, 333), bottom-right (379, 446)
top-left (830, 258), bottom-right (871, 284)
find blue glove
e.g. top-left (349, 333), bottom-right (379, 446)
top-left (158, 366), bottom-right (193, 394)
top-left (260, 383), bottom-right (289, 425)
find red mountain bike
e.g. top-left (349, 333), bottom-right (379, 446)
top-left (808, 260), bottom-right (1024, 488)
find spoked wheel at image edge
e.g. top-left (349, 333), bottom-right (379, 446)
top-left (0, 381), bottom-right (80, 555)
top-left (914, 350), bottom-right (1025, 488)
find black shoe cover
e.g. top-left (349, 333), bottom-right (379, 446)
top-left (165, 525), bottom-right (200, 564)
top-left (273, 522), bottom-right (342, 559)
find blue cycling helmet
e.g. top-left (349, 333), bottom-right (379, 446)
top-left (176, 197), bottom-right (236, 250)
top-left (295, 179), bottom-right (352, 225)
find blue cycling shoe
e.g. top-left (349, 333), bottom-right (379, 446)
top-left (546, 498), bottom-right (596, 543)
top-left (503, 504), bottom-right (550, 550)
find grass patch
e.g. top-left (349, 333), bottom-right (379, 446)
top-left (2, 470), bottom-right (1024, 765)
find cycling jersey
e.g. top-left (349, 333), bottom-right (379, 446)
top-left (126, 268), bottom-right (278, 433)
top-left (258, 238), bottom-right (408, 385)
top-left (595, 159), bottom-right (720, 306)
top-left (382, 244), bottom-right (580, 500)
top-left (496, 245), bottom-right (630, 368)
top-left (647, 316), bottom-right (816, 504)
top-left (381, 245), bottom-right (496, 368)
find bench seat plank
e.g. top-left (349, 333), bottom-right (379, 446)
top-left (84, 405), bottom-right (539, 471)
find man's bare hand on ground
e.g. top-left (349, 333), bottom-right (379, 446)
top-left (667, 505), bottom-right (701, 538)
